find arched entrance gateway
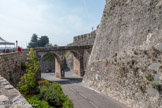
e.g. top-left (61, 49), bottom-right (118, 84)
top-left (35, 45), bottom-right (92, 79)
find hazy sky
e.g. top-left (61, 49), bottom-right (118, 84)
top-left (0, 0), bottom-right (105, 48)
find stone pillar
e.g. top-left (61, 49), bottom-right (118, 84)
top-left (80, 56), bottom-right (84, 77)
top-left (60, 61), bottom-right (65, 79)
top-left (55, 58), bottom-right (65, 79)
top-left (73, 55), bottom-right (81, 76)
top-left (55, 58), bottom-right (61, 78)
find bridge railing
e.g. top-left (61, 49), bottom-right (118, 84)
top-left (0, 45), bottom-right (93, 55)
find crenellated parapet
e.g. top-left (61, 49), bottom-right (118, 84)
top-left (73, 30), bottom-right (96, 46)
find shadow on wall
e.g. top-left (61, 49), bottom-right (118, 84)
top-left (40, 56), bottom-right (70, 73)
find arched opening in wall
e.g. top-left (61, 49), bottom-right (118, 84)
top-left (64, 50), bottom-right (81, 77)
top-left (41, 52), bottom-right (63, 79)
top-left (41, 53), bottom-right (55, 73)
top-left (52, 53), bottom-right (63, 78)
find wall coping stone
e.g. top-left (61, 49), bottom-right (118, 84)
top-left (0, 75), bottom-right (32, 108)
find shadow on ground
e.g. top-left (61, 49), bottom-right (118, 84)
top-left (41, 72), bottom-right (83, 85)
top-left (54, 77), bottom-right (83, 85)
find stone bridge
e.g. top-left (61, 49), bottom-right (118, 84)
top-left (34, 45), bottom-right (92, 79)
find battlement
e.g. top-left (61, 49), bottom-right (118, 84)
top-left (73, 30), bottom-right (96, 46)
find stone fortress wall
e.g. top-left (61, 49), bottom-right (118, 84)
top-left (83, 0), bottom-right (162, 108)
top-left (66, 30), bottom-right (97, 73)
top-left (0, 52), bottom-right (28, 86)
top-left (73, 30), bottom-right (96, 46)
top-left (0, 52), bottom-right (31, 108)
top-left (0, 75), bottom-right (31, 108)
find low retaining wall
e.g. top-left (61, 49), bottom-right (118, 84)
top-left (0, 52), bottom-right (28, 86)
top-left (0, 75), bottom-right (31, 108)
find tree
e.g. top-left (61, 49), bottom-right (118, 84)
top-left (45, 43), bottom-right (53, 48)
top-left (31, 34), bottom-right (38, 42)
top-left (27, 35), bottom-right (49, 48)
top-left (38, 36), bottom-right (49, 47)
top-left (28, 34), bottom-right (38, 48)
top-left (17, 48), bottom-right (40, 96)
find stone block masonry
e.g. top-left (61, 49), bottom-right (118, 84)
top-left (0, 52), bottom-right (28, 86)
top-left (0, 75), bottom-right (32, 108)
top-left (83, 0), bottom-right (162, 108)
top-left (73, 30), bottom-right (96, 46)
top-left (66, 30), bottom-right (96, 72)
top-left (84, 45), bottom-right (162, 108)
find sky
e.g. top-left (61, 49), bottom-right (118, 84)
top-left (0, 0), bottom-right (105, 48)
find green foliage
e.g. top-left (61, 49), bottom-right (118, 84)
top-left (42, 53), bottom-right (55, 62)
top-left (17, 48), bottom-right (40, 96)
top-left (45, 43), bottom-right (53, 48)
top-left (67, 43), bottom-right (73, 46)
top-left (145, 74), bottom-right (154, 81)
top-left (63, 98), bottom-right (73, 108)
top-left (28, 34), bottom-right (49, 48)
top-left (38, 36), bottom-right (49, 47)
top-left (18, 73), bottom-right (36, 96)
top-left (28, 34), bottom-right (38, 48)
top-left (65, 43), bottom-right (73, 59)
top-left (21, 62), bottom-right (26, 71)
top-left (31, 34), bottom-right (38, 42)
top-left (39, 85), bottom-right (63, 107)
top-left (28, 99), bottom-right (52, 108)
top-left (33, 80), bottom-right (73, 108)
top-left (53, 44), bottom-right (58, 47)
top-left (149, 81), bottom-right (160, 90)
top-left (25, 48), bottom-right (40, 74)
top-left (65, 51), bottom-right (71, 59)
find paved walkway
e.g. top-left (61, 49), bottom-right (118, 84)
top-left (41, 72), bottom-right (128, 108)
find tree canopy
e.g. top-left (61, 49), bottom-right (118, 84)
top-left (28, 34), bottom-right (49, 48)
top-left (38, 36), bottom-right (49, 47)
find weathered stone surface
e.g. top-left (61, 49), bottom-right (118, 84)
top-left (83, 0), bottom-right (162, 108)
top-left (155, 43), bottom-right (162, 51)
top-left (2, 82), bottom-right (9, 85)
top-left (0, 105), bottom-right (6, 108)
top-left (40, 59), bottom-right (55, 73)
top-left (0, 95), bottom-right (9, 102)
top-left (149, 62), bottom-right (161, 71)
top-left (73, 30), bottom-right (96, 46)
top-left (147, 88), bottom-right (159, 97)
top-left (5, 85), bottom-right (14, 89)
top-left (0, 76), bottom-right (31, 108)
top-left (0, 52), bottom-right (28, 86)
top-left (37, 46), bottom-right (92, 78)
top-left (66, 53), bottom-right (73, 71)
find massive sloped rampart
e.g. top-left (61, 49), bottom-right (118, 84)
top-left (83, 0), bottom-right (162, 107)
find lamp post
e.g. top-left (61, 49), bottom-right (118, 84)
top-left (16, 40), bottom-right (18, 48)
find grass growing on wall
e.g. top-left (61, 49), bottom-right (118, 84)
top-left (65, 43), bottom-right (73, 59)
top-left (65, 51), bottom-right (71, 59)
